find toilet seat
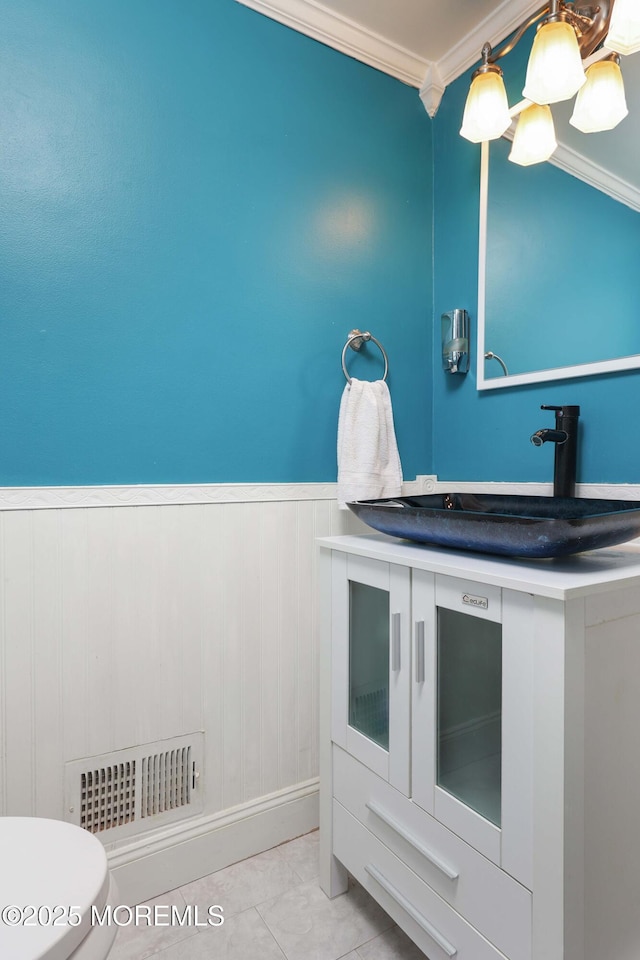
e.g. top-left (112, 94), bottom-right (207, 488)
top-left (0, 817), bottom-right (117, 960)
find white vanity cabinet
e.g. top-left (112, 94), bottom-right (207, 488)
top-left (319, 533), bottom-right (640, 960)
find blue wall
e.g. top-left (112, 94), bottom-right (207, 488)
top-left (0, 1), bottom-right (432, 485)
top-left (432, 61), bottom-right (640, 485)
top-left (8, 3), bottom-right (635, 490)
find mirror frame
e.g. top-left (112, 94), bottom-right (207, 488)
top-left (477, 104), bottom-right (640, 390)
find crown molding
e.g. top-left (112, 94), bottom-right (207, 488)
top-left (436, 0), bottom-right (542, 88)
top-left (419, 63), bottom-right (446, 118)
top-left (234, 0), bottom-right (430, 87)
top-left (235, 0), bottom-right (545, 115)
top-left (549, 143), bottom-right (640, 214)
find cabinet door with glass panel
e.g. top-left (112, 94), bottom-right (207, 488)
top-left (411, 571), bottom-right (534, 890)
top-left (331, 553), bottom-right (411, 795)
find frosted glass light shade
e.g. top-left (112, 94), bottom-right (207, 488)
top-left (508, 103), bottom-right (558, 166)
top-left (523, 20), bottom-right (586, 104)
top-left (605, 0), bottom-right (640, 56)
top-left (460, 69), bottom-right (512, 143)
top-left (570, 59), bottom-right (628, 132)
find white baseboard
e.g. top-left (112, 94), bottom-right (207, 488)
top-left (108, 779), bottom-right (319, 905)
top-left (0, 483), bottom-right (341, 510)
top-left (0, 477), bottom-right (637, 511)
top-left (431, 480), bottom-right (640, 500)
top-left (0, 479), bottom-right (430, 511)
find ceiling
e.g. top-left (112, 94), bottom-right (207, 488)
top-left (314, 0), bottom-right (505, 64)
top-left (234, 0), bottom-right (542, 109)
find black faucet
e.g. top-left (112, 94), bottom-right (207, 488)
top-left (530, 404), bottom-right (580, 498)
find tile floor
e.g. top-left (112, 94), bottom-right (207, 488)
top-left (109, 830), bottom-right (429, 960)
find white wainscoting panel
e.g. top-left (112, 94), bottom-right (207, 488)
top-left (0, 490), bottom-right (367, 898)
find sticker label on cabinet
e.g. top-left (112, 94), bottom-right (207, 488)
top-left (462, 592), bottom-right (488, 610)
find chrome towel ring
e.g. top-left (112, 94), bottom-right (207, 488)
top-left (341, 329), bottom-right (389, 383)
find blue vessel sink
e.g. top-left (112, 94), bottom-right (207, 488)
top-left (347, 494), bottom-right (640, 559)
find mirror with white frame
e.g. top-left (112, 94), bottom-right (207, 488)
top-left (477, 53), bottom-right (640, 390)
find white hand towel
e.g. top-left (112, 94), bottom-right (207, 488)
top-left (337, 378), bottom-right (403, 509)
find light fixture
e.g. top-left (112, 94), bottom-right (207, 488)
top-left (509, 104), bottom-right (557, 166)
top-left (605, 0), bottom-right (640, 56)
top-left (460, 0), bottom-right (637, 162)
top-left (570, 56), bottom-right (628, 133)
top-left (522, 19), bottom-right (585, 104)
top-left (460, 48), bottom-right (511, 143)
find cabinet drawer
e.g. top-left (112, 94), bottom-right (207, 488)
top-left (333, 746), bottom-right (531, 960)
top-left (334, 800), bottom-right (511, 960)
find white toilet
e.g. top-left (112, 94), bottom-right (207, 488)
top-left (0, 817), bottom-right (118, 960)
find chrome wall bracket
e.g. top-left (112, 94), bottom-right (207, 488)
top-left (442, 310), bottom-right (470, 374)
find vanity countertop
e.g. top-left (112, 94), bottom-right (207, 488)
top-left (318, 533), bottom-right (640, 601)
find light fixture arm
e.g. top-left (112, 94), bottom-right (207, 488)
top-left (485, 4), bottom-right (550, 65)
top-left (480, 0), bottom-right (614, 68)
top-left (573, 0), bottom-right (613, 57)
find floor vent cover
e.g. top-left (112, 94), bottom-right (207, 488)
top-left (65, 733), bottom-right (204, 841)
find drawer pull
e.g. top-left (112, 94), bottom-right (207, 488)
top-left (365, 863), bottom-right (458, 958)
top-left (365, 801), bottom-right (459, 881)
top-left (391, 613), bottom-right (401, 671)
top-left (415, 620), bottom-right (425, 683)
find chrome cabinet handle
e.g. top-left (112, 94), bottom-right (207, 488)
top-left (415, 620), bottom-right (425, 683)
top-left (365, 863), bottom-right (458, 958)
top-left (391, 613), bottom-right (401, 671)
top-left (365, 801), bottom-right (459, 881)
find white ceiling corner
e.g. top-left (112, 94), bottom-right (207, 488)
top-left (436, 0), bottom-right (543, 87)
top-left (419, 64), bottom-right (445, 119)
top-left (234, 0), bottom-right (431, 87)
top-left (235, 0), bottom-right (544, 110)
